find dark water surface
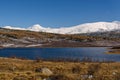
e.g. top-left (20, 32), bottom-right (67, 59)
top-left (0, 47), bottom-right (120, 61)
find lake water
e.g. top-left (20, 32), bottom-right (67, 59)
top-left (0, 47), bottom-right (120, 62)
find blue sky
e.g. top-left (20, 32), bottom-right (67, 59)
top-left (0, 0), bottom-right (119, 28)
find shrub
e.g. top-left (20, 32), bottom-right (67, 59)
top-left (50, 74), bottom-right (73, 80)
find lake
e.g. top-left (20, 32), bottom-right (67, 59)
top-left (0, 47), bottom-right (120, 62)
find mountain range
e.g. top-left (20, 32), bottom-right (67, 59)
top-left (0, 22), bottom-right (120, 48)
top-left (2, 21), bottom-right (120, 34)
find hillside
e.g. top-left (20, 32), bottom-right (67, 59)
top-left (80, 30), bottom-right (120, 39)
top-left (0, 28), bottom-right (120, 48)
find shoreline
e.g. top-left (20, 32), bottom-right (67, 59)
top-left (0, 45), bottom-right (113, 49)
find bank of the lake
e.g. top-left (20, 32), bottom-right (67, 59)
top-left (107, 46), bottom-right (120, 54)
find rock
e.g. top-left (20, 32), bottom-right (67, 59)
top-left (9, 66), bottom-right (16, 71)
top-left (35, 68), bottom-right (53, 75)
top-left (81, 75), bottom-right (93, 79)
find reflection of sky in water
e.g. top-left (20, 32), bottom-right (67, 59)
top-left (0, 47), bottom-right (120, 61)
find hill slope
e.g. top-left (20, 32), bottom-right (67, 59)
top-left (0, 28), bottom-right (120, 48)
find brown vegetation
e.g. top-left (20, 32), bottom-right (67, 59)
top-left (0, 58), bottom-right (120, 80)
top-left (0, 28), bottom-right (120, 41)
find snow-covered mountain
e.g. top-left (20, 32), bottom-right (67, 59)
top-left (2, 21), bottom-right (120, 34)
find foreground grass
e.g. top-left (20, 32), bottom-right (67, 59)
top-left (0, 58), bottom-right (120, 80)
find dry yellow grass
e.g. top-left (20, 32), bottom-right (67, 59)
top-left (0, 57), bottom-right (120, 80)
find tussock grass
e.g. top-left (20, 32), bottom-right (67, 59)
top-left (0, 57), bottom-right (120, 80)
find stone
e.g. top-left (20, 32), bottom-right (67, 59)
top-left (35, 67), bottom-right (53, 75)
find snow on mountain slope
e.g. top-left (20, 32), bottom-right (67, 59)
top-left (3, 26), bottom-right (26, 30)
top-left (2, 21), bottom-right (120, 34)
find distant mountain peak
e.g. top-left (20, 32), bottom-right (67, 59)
top-left (2, 21), bottom-right (120, 34)
top-left (28, 24), bottom-right (44, 31)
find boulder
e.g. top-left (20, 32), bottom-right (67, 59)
top-left (35, 67), bottom-right (53, 75)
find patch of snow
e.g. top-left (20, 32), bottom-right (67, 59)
top-left (2, 44), bottom-right (14, 47)
top-left (3, 26), bottom-right (26, 30)
top-left (26, 44), bottom-right (42, 47)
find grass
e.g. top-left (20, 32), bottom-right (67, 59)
top-left (0, 57), bottom-right (120, 80)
